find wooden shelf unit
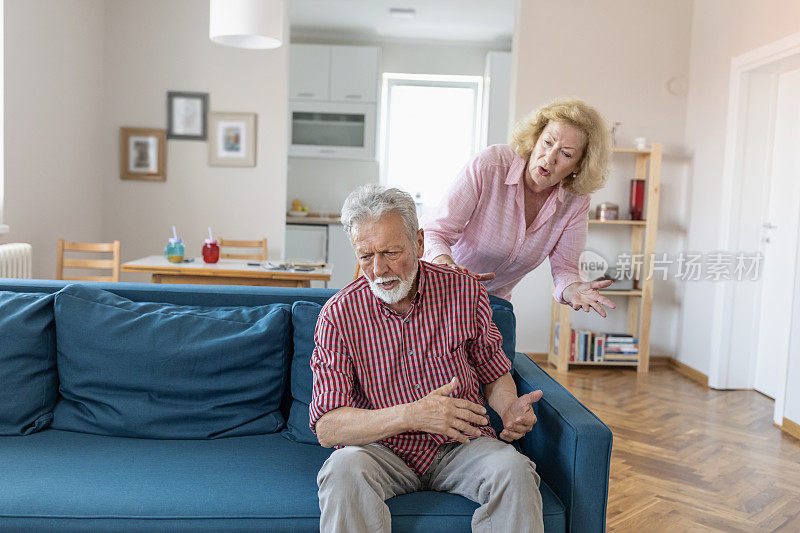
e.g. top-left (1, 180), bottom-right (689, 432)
top-left (548, 143), bottom-right (662, 374)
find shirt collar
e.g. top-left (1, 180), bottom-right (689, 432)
top-left (507, 151), bottom-right (568, 203)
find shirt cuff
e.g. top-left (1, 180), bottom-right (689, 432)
top-left (473, 349), bottom-right (512, 384)
top-left (423, 243), bottom-right (454, 263)
top-left (553, 275), bottom-right (582, 305)
top-left (309, 391), bottom-right (351, 433)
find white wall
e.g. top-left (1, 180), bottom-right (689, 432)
top-left (3, 0), bottom-right (106, 277)
top-left (102, 0), bottom-right (288, 281)
top-left (3, 0), bottom-right (289, 280)
top-left (509, 0), bottom-right (693, 354)
top-left (286, 38), bottom-right (509, 215)
top-left (679, 0), bottom-right (800, 377)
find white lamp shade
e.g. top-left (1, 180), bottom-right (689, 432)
top-left (209, 0), bottom-right (283, 50)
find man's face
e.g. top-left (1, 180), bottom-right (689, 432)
top-left (351, 212), bottom-right (424, 305)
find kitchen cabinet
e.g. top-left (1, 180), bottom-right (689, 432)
top-left (329, 46), bottom-right (380, 103)
top-left (288, 44), bottom-right (380, 159)
top-left (327, 225), bottom-right (355, 289)
top-left (284, 222), bottom-right (355, 289)
top-left (289, 44), bottom-right (380, 104)
top-left (289, 45), bottom-right (330, 101)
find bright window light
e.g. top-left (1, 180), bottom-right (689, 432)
top-left (380, 74), bottom-right (483, 213)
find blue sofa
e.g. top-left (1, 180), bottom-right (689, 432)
top-left (0, 279), bottom-right (611, 532)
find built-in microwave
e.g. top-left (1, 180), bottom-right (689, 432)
top-left (288, 101), bottom-right (376, 160)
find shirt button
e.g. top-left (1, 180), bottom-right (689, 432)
top-left (414, 383), bottom-right (421, 390)
top-left (408, 350), bottom-right (413, 356)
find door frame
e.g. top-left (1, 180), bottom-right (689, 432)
top-left (711, 32), bottom-right (800, 424)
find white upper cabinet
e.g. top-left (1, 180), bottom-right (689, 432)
top-left (289, 44), bottom-right (379, 103)
top-left (289, 45), bottom-right (330, 101)
top-left (329, 46), bottom-right (380, 103)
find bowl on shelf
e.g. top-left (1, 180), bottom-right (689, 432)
top-left (288, 210), bottom-right (309, 217)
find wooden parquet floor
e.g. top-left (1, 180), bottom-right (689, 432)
top-left (543, 365), bottom-right (800, 532)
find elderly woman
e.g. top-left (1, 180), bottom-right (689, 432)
top-left (422, 97), bottom-right (616, 317)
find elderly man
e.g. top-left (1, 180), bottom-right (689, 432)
top-left (310, 184), bottom-right (544, 532)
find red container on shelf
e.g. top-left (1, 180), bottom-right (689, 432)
top-left (202, 239), bottom-right (220, 263)
top-left (629, 179), bottom-right (645, 220)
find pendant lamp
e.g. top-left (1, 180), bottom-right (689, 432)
top-left (209, 0), bottom-right (283, 50)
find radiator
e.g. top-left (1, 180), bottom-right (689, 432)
top-left (0, 243), bottom-right (33, 279)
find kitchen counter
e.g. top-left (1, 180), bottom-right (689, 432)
top-left (286, 215), bottom-right (342, 225)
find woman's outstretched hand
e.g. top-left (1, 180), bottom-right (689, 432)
top-left (432, 255), bottom-right (496, 282)
top-left (562, 279), bottom-right (617, 317)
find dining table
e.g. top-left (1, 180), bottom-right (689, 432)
top-left (121, 255), bottom-right (331, 288)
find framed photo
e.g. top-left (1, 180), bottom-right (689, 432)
top-left (167, 91), bottom-right (208, 140)
top-left (120, 128), bottom-right (167, 181)
top-left (208, 112), bottom-right (257, 167)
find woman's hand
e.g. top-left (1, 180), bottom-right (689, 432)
top-left (432, 254), bottom-right (496, 282)
top-left (562, 279), bottom-right (617, 317)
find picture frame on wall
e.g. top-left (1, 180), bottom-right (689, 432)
top-left (120, 128), bottom-right (167, 181)
top-left (208, 112), bottom-right (257, 167)
top-left (167, 91), bottom-right (209, 140)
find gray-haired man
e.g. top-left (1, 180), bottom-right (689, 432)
top-left (309, 184), bottom-right (545, 532)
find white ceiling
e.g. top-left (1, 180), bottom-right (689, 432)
top-left (290, 0), bottom-right (514, 45)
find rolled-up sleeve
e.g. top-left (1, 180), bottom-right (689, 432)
top-left (466, 286), bottom-right (512, 384)
top-left (309, 314), bottom-right (353, 433)
top-left (550, 195), bottom-right (590, 304)
top-left (422, 152), bottom-right (484, 262)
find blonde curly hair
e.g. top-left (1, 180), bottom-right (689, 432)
top-left (509, 97), bottom-right (611, 196)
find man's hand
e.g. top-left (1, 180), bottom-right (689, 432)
top-left (409, 377), bottom-right (490, 444)
top-left (431, 254), bottom-right (496, 282)
top-left (498, 390), bottom-right (543, 442)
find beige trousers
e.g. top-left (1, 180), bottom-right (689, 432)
top-left (317, 436), bottom-right (544, 532)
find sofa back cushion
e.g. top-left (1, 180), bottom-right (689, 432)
top-left (51, 284), bottom-right (291, 439)
top-left (282, 299), bottom-right (516, 445)
top-left (0, 291), bottom-right (58, 435)
top-left (282, 301), bottom-right (323, 444)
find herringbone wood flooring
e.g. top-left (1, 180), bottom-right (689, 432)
top-left (541, 364), bottom-right (800, 532)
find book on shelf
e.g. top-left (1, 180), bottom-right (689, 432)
top-left (594, 335), bottom-right (605, 362)
top-left (554, 327), bottom-right (641, 362)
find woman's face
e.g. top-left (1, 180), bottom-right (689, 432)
top-left (528, 121), bottom-right (587, 191)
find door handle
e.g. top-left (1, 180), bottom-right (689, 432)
top-left (345, 94), bottom-right (362, 99)
top-left (297, 92), bottom-right (314, 97)
top-left (763, 223), bottom-right (777, 229)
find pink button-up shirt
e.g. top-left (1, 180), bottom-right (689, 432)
top-left (422, 144), bottom-right (589, 303)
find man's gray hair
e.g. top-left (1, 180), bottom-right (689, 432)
top-left (341, 184), bottom-right (419, 242)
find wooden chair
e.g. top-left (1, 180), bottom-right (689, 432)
top-left (57, 239), bottom-right (121, 282)
top-left (218, 238), bottom-right (268, 261)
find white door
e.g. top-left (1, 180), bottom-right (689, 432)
top-left (754, 68), bottom-right (800, 399)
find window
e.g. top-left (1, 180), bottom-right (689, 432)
top-left (380, 74), bottom-right (483, 214)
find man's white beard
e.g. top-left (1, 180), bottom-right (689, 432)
top-left (367, 260), bottom-right (419, 305)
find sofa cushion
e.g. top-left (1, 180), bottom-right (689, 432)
top-left (490, 302), bottom-right (516, 365)
top-left (0, 291), bottom-right (57, 435)
top-left (282, 301), bottom-right (322, 444)
top-left (0, 430), bottom-right (565, 531)
top-left (283, 300), bottom-right (517, 445)
top-left (51, 284), bottom-right (291, 439)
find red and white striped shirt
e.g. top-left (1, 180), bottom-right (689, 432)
top-left (309, 260), bottom-right (512, 475)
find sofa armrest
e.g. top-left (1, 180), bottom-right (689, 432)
top-left (513, 354), bottom-right (612, 533)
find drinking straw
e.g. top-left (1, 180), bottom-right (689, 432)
top-left (208, 227), bottom-right (213, 240)
top-left (172, 226), bottom-right (178, 240)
